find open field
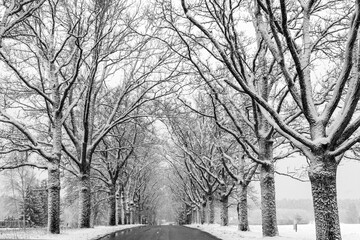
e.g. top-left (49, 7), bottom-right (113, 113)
top-left (0, 224), bottom-right (141, 240)
top-left (187, 224), bottom-right (360, 240)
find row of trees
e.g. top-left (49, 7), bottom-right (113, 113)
top-left (1, 1), bottom-right (360, 240)
top-left (0, 0), bottom-right (175, 234)
top-left (157, 1), bottom-right (360, 240)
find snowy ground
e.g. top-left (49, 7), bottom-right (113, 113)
top-left (187, 223), bottom-right (360, 240)
top-left (0, 224), bottom-right (141, 240)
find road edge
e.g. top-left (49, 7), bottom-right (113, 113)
top-left (90, 225), bottom-right (144, 240)
top-left (182, 225), bottom-right (222, 240)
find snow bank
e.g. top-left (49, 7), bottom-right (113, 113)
top-left (187, 223), bottom-right (360, 240)
top-left (0, 224), bottom-right (141, 240)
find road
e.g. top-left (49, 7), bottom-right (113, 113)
top-left (99, 225), bottom-right (221, 240)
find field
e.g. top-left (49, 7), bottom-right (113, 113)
top-left (187, 223), bottom-right (360, 240)
top-left (0, 224), bottom-right (140, 240)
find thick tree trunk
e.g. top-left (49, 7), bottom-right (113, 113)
top-left (309, 160), bottom-right (341, 240)
top-left (197, 208), bottom-right (201, 224)
top-left (138, 209), bottom-right (142, 224)
top-left (207, 194), bottom-right (215, 224)
top-left (122, 192), bottom-right (126, 224)
top-left (78, 173), bottom-right (91, 228)
top-left (47, 162), bottom-right (60, 233)
top-left (116, 190), bottom-right (122, 225)
top-left (259, 138), bottom-right (278, 236)
top-left (108, 185), bottom-right (116, 226)
top-left (191, 209), bottom-right (196, 224)
top-left (220, 196), bottom-right (229, 226)
top-left (200, 202), bottom-right (206, 224)
top-left (46, 33), bottom-right (62, 235)
top-left (260, 163), bottom-right (278, 236)
top-left (238, 185), bottom-right (249, 231)
top-left (129, 205), bottom-right (134, 224)
top-left (48, 106), bottom-right (62, 234)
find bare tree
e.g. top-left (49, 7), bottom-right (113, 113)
top-left (0, 0), bottom-right (82, 233)
top-left (177, 1), bottom-right (360, 239)
top-left (60, 0), bottom-right (179, 228)
top-left (156, 1), bottom-right (283, 235)
top-left (0, 0), bottom-right (45, 47)
top-left (92, 122), bottom-right (144, 226)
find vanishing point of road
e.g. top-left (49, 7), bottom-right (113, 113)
top-left (99, 225), bottom-right (221, 240)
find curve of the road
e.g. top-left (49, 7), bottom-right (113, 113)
top-left (98, 225), bottom-right (221, 240)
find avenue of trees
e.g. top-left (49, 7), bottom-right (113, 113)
top-left (1, 1), bottom-right (360, 240)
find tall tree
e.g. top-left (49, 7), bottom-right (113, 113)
top-left (0, 0), bottom-right (82, 233)
top-left (93, 123), bottom-right (139, 226)
top-left (61, 0), bottom-right (178, 227)
top-left (157, 1), bottom-right (284, 235)
top-left (178, 1), bottom-right (360, 239)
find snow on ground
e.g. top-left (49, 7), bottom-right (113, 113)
top-left (187, 223), bottom-right (360, 240)
top-left (0, 224), bottom-right (141, 240)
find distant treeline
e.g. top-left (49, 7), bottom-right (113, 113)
top-left (276, 199), bottom-right (360, 224)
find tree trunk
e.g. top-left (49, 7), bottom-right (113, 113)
top-left (207, 194), bottom-right (215, 224)
top-left (197, 208), bottom-right (201, 224)
top-left (260, 163), bottom-right (278, 236)
top-left (259, 138), bottom-right (278, 236)
top-left (309, 160), bottom-right (341, 240)
top-left (129, 205), bottom-right (134, 224)
top-left (108, 185), bottom-right (116, 226)
top-left (47, 107), bottom-right (62, 233)
top-left (78, 173), bottom-right (91, 228)
top-left (47, 162), bottom-right (60, 234)
top-left (220, 196), bottom-right (229, 226)
top-left (238, 184), bottom-right (249, 231)
top-left (122, 192), bottom-right (126, 224)
top-left (116, 190), bottom-right (122, 225)
top-left (200, 202), bottom-right (206, 224)
top-left (191, 209), bottom-right (195, 224)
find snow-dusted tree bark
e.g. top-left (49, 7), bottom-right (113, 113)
top-left (238, 185), bottom-right (249, 231)
top-left (220, 194), bottom-right (229, 226)
top-left (78, 173), bottom-right (91, 228)
top-left (309, 157), bottom-right (340, 239)
top-left (220, 152), bottom-right (257, 231)
top-left (47, 161), bottom-right (60, 233)
top-left (206, 194), bottom-right (215, 224)
top-left (47, 81), bottom-right (63, 233)
top-left (122, 192), bottom-right (127, 224)
top-left (200, 202), bottom-right (206, 224)
top-left (117, 190), bottom-right (124, 225)
top-left (259, 140), bottom-right (278, 236)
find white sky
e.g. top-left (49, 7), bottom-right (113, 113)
top-left (273, 156), bottom-right (360, 200)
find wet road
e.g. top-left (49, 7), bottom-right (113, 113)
top-left (99, 225), bottom-right (221, 240)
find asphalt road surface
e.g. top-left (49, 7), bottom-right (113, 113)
top-left (99, 225), bottom-right (221, 240)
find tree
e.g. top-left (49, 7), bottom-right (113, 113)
top-left (1, 162), bottom-right (41, 227)
top-left (21, 180), bottom-right (48, 227)
top-left (157, 1), bottom-right (284, 235)
top-left (0, 0), bottom-right (83, 233)
top-left (92, 121), bottom-right (146, 226)
top-left (164, 103), bottom-right (221, 224)
top-left (178, 1), bottom-right (360, 239)
top-left (0, 0), bottom-right (45, 47)
top-left (167, 157), bottom-right (204, 224)
top-left (60, 0), bottom-right (178, 228)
